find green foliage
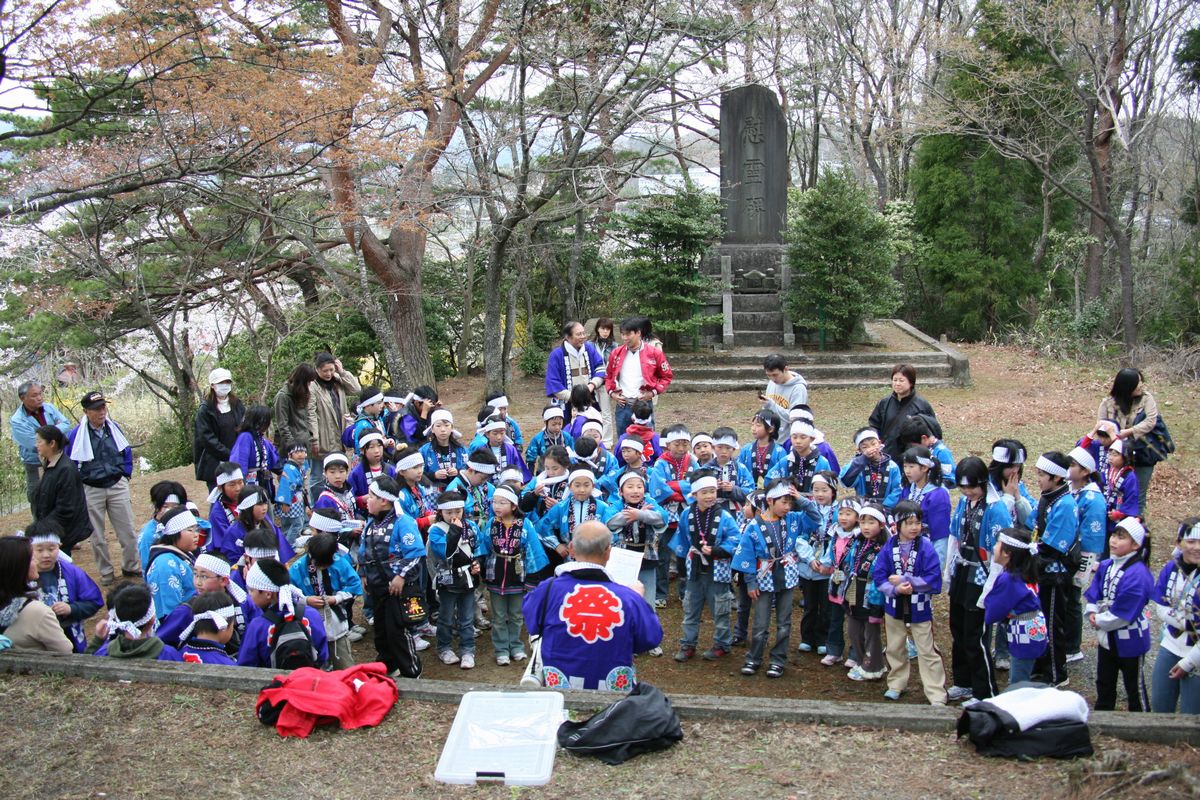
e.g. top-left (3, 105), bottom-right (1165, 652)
top-left (516, 314), bottom-right (559, 377)
top-left (615, 185), bottom-right (723, 349)
top-left (1139, 239), bottom-right (1200, 345)
top-left (784, 169), bottom-right (898, 345)
top-left (0, 74), bottom-right (145, 158)
top-left (1176, 27), bottom-right (1200, 91)
top-left (141, 415), bottom-right (194, 471)
top-left (907, 135), bottom-right (1071, 339)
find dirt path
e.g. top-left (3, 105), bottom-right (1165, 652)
top-left (0, 674), bottom-right (1195, 799)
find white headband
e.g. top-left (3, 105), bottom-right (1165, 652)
top-left (790, 421), bottom-right (816, 438)
top-left (245, 562), bottom-right (294, 615)
top-left (619, 438), bottom-right (644, 452)
top-left (992, 445), bottom-right (1026, 464)
top-left (568, 468), bottom-right (596, 486)
top-left (765, 482), bottom-right (792, 501)
top-left (691, 434), bottom-right (714, 447)
top-left (811, 473), bottom-right (833, 488)
top-left (543, 407), bottom-right (565, 422)
top-left (368, 482), bottom-right (399, 503)
top-left (323, 453), bottom-right (350, 469)
top-left (997, 531), bottom-right (1037, 552)
top-left (236, 492), bottom-right (266, 512)
top-left (663, 430), bottom-right (691, 444)
top-left (178, 606), bottom-right (235, 643)
top-left (216, 468), bottom-right (244, 486)
top-left (713, 435), bottom-right (739, 448)
top-left (858, 506), bottom-right (888, 525)
top-left (487, 396), bottom-right (509, 409)
top-left (194, 553), bottom-right (231, 578)
top-left (908, 455), bottom-right (935, 469)
top-left (581, 421), bottom-right (603, 436)
top-left (357, 392), bottom-right (384, 411)
top-left (437, 498), bottom-right (466, 510)
top-left (855, 429), bottom-right (880, 447)
top-left (618, 471), bottom-right (646, 490)
top-left (492, 486), bottom-right (520, 508)
top-left (482, 419), bottom-right (508, 433)
top-left (688, 476), bottom-right (718, 497)
top-left (789, 408), bottom-right (814, 423)
top-left (1181, 523), bottom-right (1200, 542)
top-left (499, 468), bottom-right (527, 485)
top-left (246, 547), bottom-right (278, 560)
top-left (163, 494), bottom-right (181, 506)
top-left (164, 510), bottom-right (200, 535)
top-left (431, 409), bottom-right (453, 425)
top-left (631, 413), bottom-right (652, 425)
top-left (395, 452), bottom-right (424, 471)
top-left (1095, 420), bottom-right (1119, 437)
top-left (1108, 438), bottom-right (1126, 455)
top-left (1068, 446), bottom-right (1096, 473)
top-left (107, 605), bottom-right (155, 641)
top-left (358, 431), bottom-right (384, 448)
top-left (383, 395), bottom-right (406, 404)
top-left (308, 512), bottom-right (346, 533)
top-left (1116, 517), bottom-right (1146, 546)
top-left (1035, 455), bottom-right (1069, 479)
top-left (467, 459), bottom-right (496, 475)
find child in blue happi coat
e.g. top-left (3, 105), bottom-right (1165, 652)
top-left (768, 420), bottom-right (831, 493)
top-left (738, 411), bottom-right (786, 490)
top-left (477, 484), bottom-right (546, 665)
top-left (428, 490), bottom-right (483, 669)
top-left (421, 408), bottom-right (468, 491)
top-left (898, 414), bottom-right (955, 489)
top-left (572, 424), bottom-right (619, 482)
top-left (875, 500), bottom-right (948, 704)
top-left (472, 412), bottom-right (531, 485)
top-left (607, 470), bottom-right (668, 613)
top-left (596, 436), bottom-right (670, 503)
top-left (840, 427), bottom-right (902, 508)
top-left (482, 392), bottom-right (524, 453)
top-left (524, 406), bottom-right (574, 475)
top-left (28, 519), bottom-right (102, 653)
top-left (179, 591), bottom-right (239, 666)
top-left (145, 506), bottom-right (200, 620)
top-left (536, 468), bottom-right (613, 569)
top-left (1066, 446), bottom-right (1110, 663)
top-left (1085, 517), bottom-right (1154, 711)
top-left (780, 406), bottom-right (841, 475)
top-left (707, 428), bottom-right (754, 515)
top-left (519, 446), bottom-right (572, 527)
top-left (654, 424), bottom-right (697, 606)
top-left (290, 529), bottom-right (363, 670)
top-left (813, 478), bottom-right (852, 665)
top-left (1031, 451), bottom-right (1079, 687)
top-left (138, 480), bottom-right (188, 572)
top-left (732, 479), bottom-right (824, 678)
top-left (274, 442), bottom-right (309, 546)
top-left (347, 386), bottom-right (392, 458)
top-left (90, 582), bottom-right (183, 661)
top-left (671, 472), bottom-right (741, 663)
top-left (980, 527), bottom-right (1047, 686)
top-left (987, 439), bottom-right (1036, 529)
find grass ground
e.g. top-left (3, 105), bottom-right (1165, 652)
top-left (1, 674), bottom-right (1198, 799)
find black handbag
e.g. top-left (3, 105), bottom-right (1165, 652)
top-left (1130, 410), bottom-right (1175, 467)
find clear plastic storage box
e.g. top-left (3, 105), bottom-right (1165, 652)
top-left (434, 691), bottom-right (565, 786)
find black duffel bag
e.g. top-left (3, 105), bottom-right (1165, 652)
top-left (557, 682), bottom-right (683, 765)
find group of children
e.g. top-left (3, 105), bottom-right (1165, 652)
top-left (30, 378), bottom-right (1198, 715)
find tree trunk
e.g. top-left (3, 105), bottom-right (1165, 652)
top-left (483, 245), bottom-right (506, 395)
top-left (564, 208), bottom-right (585, 321)
top-left (1115, 228), bottom-right (1136, 354)
top-left (1084, 2), bottom-right (1128, 301)
top-left (1031, 176), bottom-right (1052, 272)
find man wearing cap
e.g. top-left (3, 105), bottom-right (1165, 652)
top-left (9, 381), bottom-right (72, 509)
top-left (545, 321), bottom-right (606, 424)
top-left (67, 391), bottom-right (140, 585)
top-left (523, 520), bottom-right (663, 691)
top-left (309, 352), bottom-right (362, 460)
top-left (193, 367), bottom-right (246, 489)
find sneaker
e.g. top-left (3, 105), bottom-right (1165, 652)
top-left (351, 624), bottom-right (368, 636)
top-left (994, 658), bottom-right (1011, 671)
top-left (820, 654), bottom-right (838, 666)
top-left (906, 638), bottom-right (918, 660)
top-left (847, 667), bottom-right (865, 681)
top-left (961, 698), bottom-right (981, 709)
top-left (732, 635), bottom-right (747, 647)
top-left (740, 661), bottom-right (759, 675)
top-left (654, 599), bottom-right (667, 609)
top-left (1056, 677), bottom-right (1071, 688)
top-left (883, 689), bottom-right (902, 701)
top-left (766, 663), bottom-right (785, 678)
top-left (417, 622), bottom-right (437, 637)
top-left (364, 614), bottom-right (375, 627)
top-left (460, 653), bottom-right (475, 669)
top-left (702, 646), bottom-right (729, 661)
top-left (475, 618), bottom-right (492, 631)
top-left (858, 668), bottom-right (886, 681)
top-left (817, 645), bottom-right (827, 655)
top-left (844, 659), bottom-right (859, 669)
top-left (496, 654), bottom-right (511, 666)
top-left (797, 642), bottom-right (813, 653)
top-left (1066, 651), bottom-right (1084, 664)
top-left (947, 686), bottom-right (974, 702)
top-left (414, 637), bottom-right (430, 651)
top-left (648, 646), bottom-right (664, 657)
top-left (674, 647), bottom-right (695, 662)
top-left (348, 628), bottom-right (364, 643)
top-left (511, 651), bottom-right (527, 662)
top-left (439, 650), bottom-right (460, 665)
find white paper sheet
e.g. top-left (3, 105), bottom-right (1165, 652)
top-left (605, 546), bottom-right (644, 587)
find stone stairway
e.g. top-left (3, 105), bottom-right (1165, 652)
top-left (666, 347), bottom-right (965, 394)
top-left (731, 293), bottom-right (786, 348)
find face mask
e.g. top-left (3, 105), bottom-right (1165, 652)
top-left (213, 383), bottom-right (233, 398)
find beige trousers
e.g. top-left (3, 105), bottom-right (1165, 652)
top-left (84, 478), bottom-right (140, 578)
top-left (884, 615), bottom-right (948, 705)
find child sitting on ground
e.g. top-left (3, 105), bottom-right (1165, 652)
top-left (137, 481), bottom-right (187, 572)
top-left (206, 462), bottom-right (245, 563)
top-left (145, 506), bottom-right (200, 619)
top-left (178, 591), bottom-right (239, 665)
top-left (89, 582), bottom-right (183, 661)
top-left (238, 558), bottom-right (329, 669)
top-left (28, 519), bottom-right (102, 653)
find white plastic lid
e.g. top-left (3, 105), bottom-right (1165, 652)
top-left (434, 691), bottom-right (565, 786)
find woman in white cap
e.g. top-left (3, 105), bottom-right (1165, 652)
top-left (193, 367), bottom-right (245, 490)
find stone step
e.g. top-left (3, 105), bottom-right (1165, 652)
top-left (678, 361), bottom-right (954, 382)
top-left (668, 376), bottom-right (959, 393)
top-left (732, 331), bottom-right (786, 347)
top-left (731, 293), bottom-right (783, 312)
top-left (668, 350), bottom-right (946, 367)
top-left (733, 311), bottom-right (784, 330)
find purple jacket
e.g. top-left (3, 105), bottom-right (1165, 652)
top-left (523, 563), bottom-right (662, 692)
top-left (983, 571), bottom-right (1047, 661)
top-left (545, 342), bottom-right (606, 398)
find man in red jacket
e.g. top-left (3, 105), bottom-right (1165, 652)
top-left (605, 316), bottom-right (673, 437)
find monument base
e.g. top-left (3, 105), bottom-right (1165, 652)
top-left (699, 244), bottom-right (793, 349)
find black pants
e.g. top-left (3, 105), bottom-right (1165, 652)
top-left (949, 601), bottom-right (997, 699)
top-left (1034, 573), bottom-right (1068, 685)
top-left (370, 590), bottom-right (422, 678)
top-left (1062, 583), bottom-right (1083, 654)
top-left (799, 578), bottom-right (830, 648)
top-left (733, 574), bottom-right (752, 641)
top-left (1096, 646), bottom-right (1148, 711)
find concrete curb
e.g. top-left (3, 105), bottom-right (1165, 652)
top-left (2, 650), bottom-right (1194, 745)
top-left (890, 318), bottom-right (972, 387)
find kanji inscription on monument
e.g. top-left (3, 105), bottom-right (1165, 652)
top-left (719, 85), bottom-right (787, 245)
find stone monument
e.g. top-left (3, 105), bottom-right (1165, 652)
top-left (699, 84), bottom-right (794, 348)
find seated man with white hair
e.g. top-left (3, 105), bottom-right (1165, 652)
top-left (523, 520), bottom-right (662, 692)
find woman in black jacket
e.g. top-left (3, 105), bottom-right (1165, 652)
top-left (193, 367), bottom-right (246, 488)
top-left (31, 425), bottom-right (93, 554)
top-left (867, 363), bottom-right (940, 462)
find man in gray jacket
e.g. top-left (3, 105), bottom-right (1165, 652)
top-left (759, 354), bottom-right (808, 424)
